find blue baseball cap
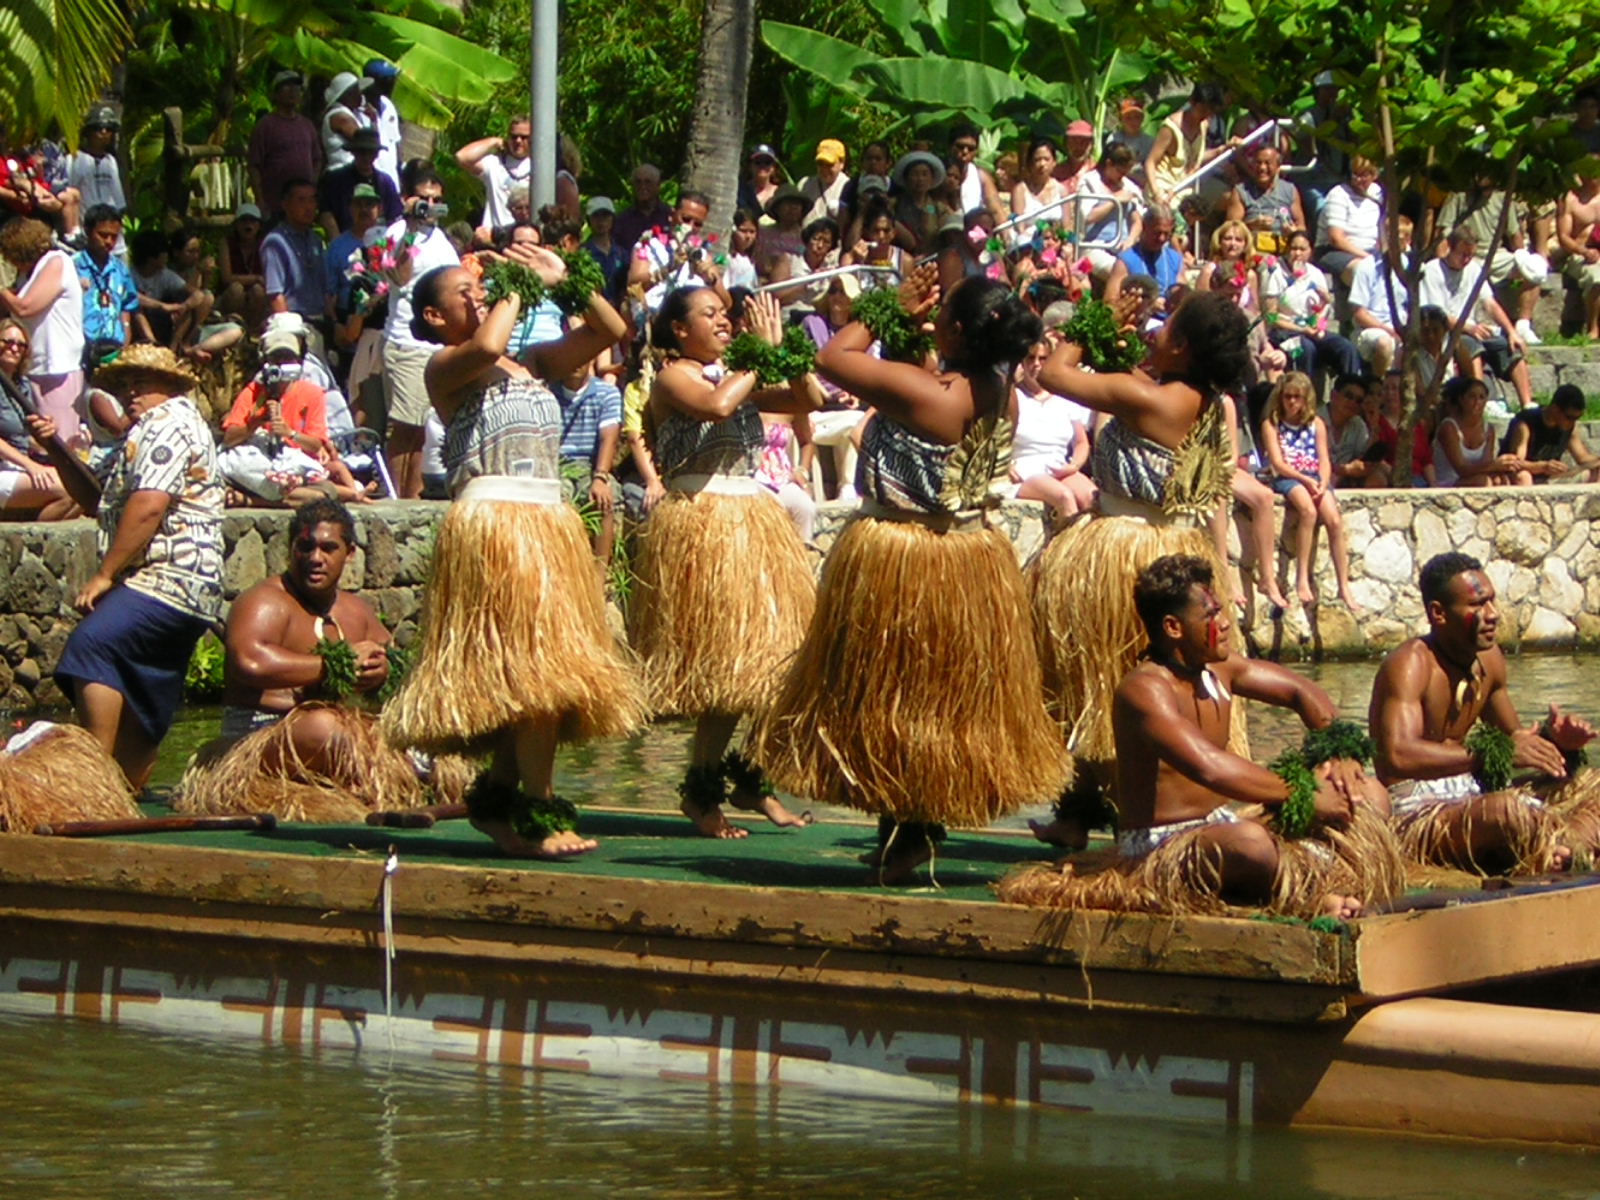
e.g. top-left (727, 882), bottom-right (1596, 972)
top-left (364, 59), bottom-right (399, 79)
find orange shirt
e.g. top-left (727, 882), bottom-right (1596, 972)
top-left (223, 379), bottom-right (328, 442)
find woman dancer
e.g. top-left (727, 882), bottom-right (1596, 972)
top-left (752, 269), bottom-right (1070, 883)
top-left (632, 287), bottom-right (820, 838)
top-left (381, 248), bottom-right (643, 858)
top-left (1029, 291), bottom-right (1251, 846)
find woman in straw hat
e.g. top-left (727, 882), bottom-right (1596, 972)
top-left (751, 267), bottom-right (1071, 884)
top-left (1027, 290), bottom-right (1252, 850)
top-left (26, 343), bottom-right (224, 791)
top-left (631, 285), bottom-right (820, 838)
top-left (379, 247), bottom-right (643, 859)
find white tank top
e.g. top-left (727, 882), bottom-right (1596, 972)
top-left (19, 251), bottom-right (84, 376)
top-left (1012, 388), bottom-right (1085, 477)
top-left (959, 162), bottom-right (984, 215)
top-left (1431, 416), bottom-right (1490, 486)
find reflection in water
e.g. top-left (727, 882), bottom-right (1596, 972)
top-left (0, 1013), bottom-right (1593, 1199)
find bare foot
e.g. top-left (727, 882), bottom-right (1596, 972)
top-left (728, 788), bottom-right (813, 828)
top-left (1297, 580), bottom-right (1316, 606)
top-left (1262, 580), bottom-right (1291, 612)
top-left (1339, 587), bottom-right (1365, 616)
top-left (1544, 843), bottom-right (1573, 872)
top-left (1322, 892), bottom-right (1362, 921)
top-left (872, 835), bottom-right (934, 886)
top-left (1028, 815), bottom-right (1088, 851)
top-left (470, 817), bottom-right (598, 859)
top-left (681, 799), bottom-right (749, 839)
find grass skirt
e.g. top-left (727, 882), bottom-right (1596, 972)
top-left (750, 515), bottom-right (1072, 827)
top-left (1393, 789), bottom-right (1560, 875)
top-left (630, 489), bottom-right (815, 717)
top-left (1542, 769), bottom-right (1600, 868)
top-left (0, 722), bottom-right (138, 832)
top-left (996, 805), bottom-right (1403, 919)
top-left (381, 497), bottom-right (644, 756)
top-left (1031, 512), bottom-right (1247, 770)
top-left (177, 703), bottom-right (473, 823)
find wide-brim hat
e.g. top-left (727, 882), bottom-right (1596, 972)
top-left (893, 151), bottom-right (945, 187)
top-left (764, 184), bottom-right (809, 219)
top-left (327, 71), bottom-right (361, 106)
top-left (93, 343), bottom-right (200, 393)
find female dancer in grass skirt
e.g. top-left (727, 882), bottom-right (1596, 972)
top-left (1028, 291), bottom-right (1252, 851)
top-left (381, 248), bottom-right (644, 858)
top-left (751, 268), bottom-right (1072, 884)
top-left (632, 287), bottom-right (821, 838)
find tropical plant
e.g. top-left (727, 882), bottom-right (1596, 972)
top-left (760, 0), bottom-right (1155, 151)
top-left (0, 0), bottom-right (131, 142)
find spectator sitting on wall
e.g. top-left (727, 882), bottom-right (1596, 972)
top-left (74, 205), bottom-right (148, 356)
top-left (1437, 174), bottom-right (1550, 346)
top-left (1499, 384), bottom-right (1600, 485)
top-left (1313, 155), bottom-right (1384, 287)
top-left (66, 105), bottom-right (125, 251)
top-left (261, 178), bottom-right (333, 359)
top-left (219, 203), bottom-right (268, 334)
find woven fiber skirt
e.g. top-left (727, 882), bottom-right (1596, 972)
top-left (750, 511), bottom-right (1071, 827)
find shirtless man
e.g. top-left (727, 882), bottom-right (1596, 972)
top-left (220, 497), bottom-right (389, 765)
top-left (1369, 551), bottom-right (1591, 873)
top-left (1555, 168), bottom-right (1600, 340)
top-left (1114, 554), bottom-right (1366, 918)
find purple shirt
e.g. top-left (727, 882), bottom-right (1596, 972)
top-left (247, 112), bottom-right (321, 215)
top-left (612, 200), bottom-right (673, 256)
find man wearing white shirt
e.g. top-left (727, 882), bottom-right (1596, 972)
top-left (1314, 156), bottom-right (1384, 285)
top-left (363, 60), bottom-right (403, 193)
top-left (1349, 215), bottom-right (1411, 376)
top-left (800, 140), bottom-right (850, 224)
top-left (1421, 226), bottom-right (1533, 410)
top-left (456, 115), bottom-right (533, 235)
top-left (381, 164), bottom-right (459, 498)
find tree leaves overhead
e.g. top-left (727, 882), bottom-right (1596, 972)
top-left (0, 0), bottom-right (131, 141)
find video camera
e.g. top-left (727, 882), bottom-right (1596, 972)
top-left (410, 198), bottom-right (450, 223)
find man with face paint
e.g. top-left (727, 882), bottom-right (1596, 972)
top-left (1370, 552), bottom-right (1598, 873)
top-left (1104, 554), bottom-right (1375, 918)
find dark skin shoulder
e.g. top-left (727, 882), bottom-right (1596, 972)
top-left (223, 576), bottom-right (389, 712)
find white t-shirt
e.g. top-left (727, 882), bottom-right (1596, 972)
top-left (1012, 388), bottom-right (1089, 478)
top-left (67, 151), bottom-right (125, 211)
top-left (1420, 257), bottom-right (1493, 326)
top-left (801, 172), bottom-right (849, 223)
top-left (374, 97), bottom-right (402, 192)
top-left (479, 153), bottom-right (532, 229)
top-left (1316, 182), bottom-right (1384, 253)
top-left (1075, 170), bottom-right (1143, 249)
top-left (1262, 261), bottom-right (1331, 323)
top-left (1349, 256), bottom-right (1409, 328)
top-left (383, 221), bottom-right (462, 348)
top-left (18, 250), bottom-right (85, 376)
top-left (321, 104), bottom-right (362, 173)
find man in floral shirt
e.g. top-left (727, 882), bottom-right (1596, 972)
top-left (28, 344), bottom-right (223, 788)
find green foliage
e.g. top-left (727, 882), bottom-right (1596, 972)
top-left (183, 633), bottom-right (227, 703)
top-left (374, 642), bottom-right (412, 707)
top-left (722, 326), bottom-right (818, 385)
top-left (1301, 719), bottom-right (1375, 769)
top-left (1058, 298), bottom-right (1144, 374)
top-left (1467, 722), bottom-right (1516, 793)
top-left (313, 637), bottom-right (359, 700)
top-left (0, 0), bottom-right (131, 141)
top-left (480, 251), bottom-right (608, 317)
top-left (851, 286), bottom-right (934, 364)
top-left (1269, 749), bottom-right (1318, 839)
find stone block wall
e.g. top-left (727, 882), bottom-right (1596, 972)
top-left (1, 488), bottom-right (1596, 709)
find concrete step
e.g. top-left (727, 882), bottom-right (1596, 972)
top-left (1527, 359), bottom-right (1600, 398)
top-left (1526, 344), bottom-right (1600, 366)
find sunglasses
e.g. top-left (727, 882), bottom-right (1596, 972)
top-left (507, 133), bottom-right (530, 141)
top-left (0, 338), bottom-right (27, 349)
top-left (953, 141), bottom-right (978, 152)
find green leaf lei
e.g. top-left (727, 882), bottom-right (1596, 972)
top-left (480, 250), bottom-right (607, 318)
top-left (1269, 750), bottom-right (1319, 839)
top-left (851, 286), bottom-right (934, 364)
top-left (722, 326), bottom-right (817, 385)
top-left (1465, 723), bottom-right (1516, 792)
top-left (1057, 297), bottom-right (1144, 374)
top-left (311, 638), bottom-right (411, 707)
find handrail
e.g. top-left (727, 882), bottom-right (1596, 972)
top-left (753, 263), bottom-right (900, 294)
top-left (992, 191), bottom-right (1133, 251)
top-left (1165, 119), bottom-right (1283, 199)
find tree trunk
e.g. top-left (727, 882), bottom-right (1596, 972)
top-left (683, 0), bottom-right (756, 235)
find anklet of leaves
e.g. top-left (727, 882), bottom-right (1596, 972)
top-left (722, 751), bottom-right (773, 798)
top-left (481, 250), bottom-right (608, 316)
top-left (677, 762), bottom-right (728, 817)
top-left (510, 793), bottom-right (579, 842)
top-left (464, 772), bottom-right (519, 823)
top-left (722, 326), bottom-right (816, 384)
top-left (1300, 719), bottom-right (1374, 768)
top-left (1466, 723), bottom-right (1515, 792)
top-left (1269, 750), bottom-right (1318, 839)
top-left (851, 287), bottom-right (934, 363)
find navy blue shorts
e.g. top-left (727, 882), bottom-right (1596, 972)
top-left (55, 585), bottom-right (210, 742)
top-left (1271, 476), bottom-right (1310, 497)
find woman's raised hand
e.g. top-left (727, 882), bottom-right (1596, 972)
top-left (898, 261), bottom-right (941, 325)
top-left (747, 290), bottom-right (784, 347)
top-left (506, 241), bottom-right (568, 288)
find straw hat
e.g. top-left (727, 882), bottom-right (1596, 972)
top-left (93, 344), bottom-right (200, 393)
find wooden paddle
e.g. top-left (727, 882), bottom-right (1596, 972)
top-left (34, 813), bottom-right (278, 837)
top-left (0, 368), bottom-right (104, 501)
top-left (364, 803), bottom-right (469, 829)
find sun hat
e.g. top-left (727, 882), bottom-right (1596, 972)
top-left (748, 143), bottom-right (778, 163)
top-left (348, 127), bottom-right (381, 152)
top-left (364, 59), bottom-right (399, 79)
top-left (351, 183), bottom-right (381, 202)
top-left (92, 344), bottom-right (200, 393)
top-left (326, 71), bottom-right (361, 106)
top-left (234, 202), bottom-right (262, 222)
top-left (83, 103), bottom-right (121, 130)
top-left (270, 70), bottom-right (304, 91)
top-left (1314, 70), bottom-right (1336, 88)
top-left (261, 328), bottom-right (303, 357)
top-left (892, 151), bottom-right (945, 188)
top-left (1118, 97), bottom-right (1145, 118)
top-left (857, 173), bottom-right (891, 194)
top-left (764, 184), bottom-right (809, 220)
top-left (586, 195), bottom-right (616, 216)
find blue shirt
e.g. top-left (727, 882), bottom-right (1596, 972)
top-left (1116, 243), bottom-right (1184, 294)
top-left (326, 231), bottom-right (361, 315)
top-left (553, 376), bottom-right (622, 461)
top-left (75, 250), bottom-right (139, 345)
top-left (583, 237), bottom-right (628, 304)
top-left (261, 223), bottom-right (330, 318)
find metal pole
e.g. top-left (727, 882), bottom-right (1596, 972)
top-left (1166, 119), bottom-right (1280, 199)
top-left (752, 264), bottom-right (900, 294)
top-left (530, 0), bottom-right (557, 211)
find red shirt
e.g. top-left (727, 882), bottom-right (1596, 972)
top-left (224, 379), bottom-right (328, 442)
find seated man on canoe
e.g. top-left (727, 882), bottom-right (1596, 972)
top-left (1001, 554), bottom-right (1402, 919)
top-left (1370, 551), bottom-right (1600, 874)
top-left (177, 498), bottom-right (467, 821)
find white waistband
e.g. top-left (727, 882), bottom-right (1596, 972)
top-left (668, 473), bottom-right (761, 496)
top-left (457, 475), bottom-right (563, 506)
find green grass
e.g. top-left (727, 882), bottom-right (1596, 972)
top-left (1531, 331), bottom-right (1598, 348)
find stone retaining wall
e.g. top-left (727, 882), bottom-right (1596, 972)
top-left (1, 488), bottom-right (1595, 710)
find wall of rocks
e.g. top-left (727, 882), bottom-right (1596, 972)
top-left (1, 487), bottom-right (1595, 710)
